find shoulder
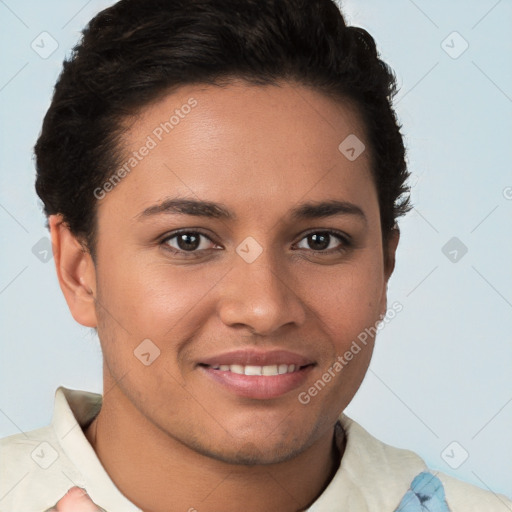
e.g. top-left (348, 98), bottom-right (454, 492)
top-left (0, 426), bottom-right (83, 511)
top-left (335, 416), bottom-right (512, 512)
top-left (0, 424), bottom-right (59, 477)
top-left (315, 416), bottom-right (429, 510)
top-left (340, 415), bottom-right (427, 479)
top-left (437, 471), bottom-right (512, 511)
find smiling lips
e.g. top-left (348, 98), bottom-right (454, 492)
top-left (199, 349), bottom-right (315, 399)
top-left (208, 363), bottom-right (300, 376)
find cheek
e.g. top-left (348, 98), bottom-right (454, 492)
top-left (95, 252), bottom-right (221, 340)
top-left (296, 252), bottom-right (385, 400)
top-left (302, 253), bottom-right (386, 343)
top-left (295, 266), bottom-right (382, 418)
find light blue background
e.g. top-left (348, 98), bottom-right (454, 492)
top-left (1, 0), bottom-right (511, 500)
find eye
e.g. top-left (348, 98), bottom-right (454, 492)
top-left (294, 230), bottom-right (350, 253)
top-left (161, 230), bottom-right (220, 254)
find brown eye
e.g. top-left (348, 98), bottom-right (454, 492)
top-left (162, 231), bottom-right (218, 253)
top-left (295, 230), bottom-right (350, 252)
top-left (175, 232), bottom-right (201, 251)
top-left (306, 232), bottom-right (331, 251)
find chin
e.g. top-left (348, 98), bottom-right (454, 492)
top-left (206, 441), bottom-right (306, 466)
top-left (183, 428), bottom-right (311, 466)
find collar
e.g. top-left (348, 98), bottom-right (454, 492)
top-left (53, 386), bottom-right (425, 511)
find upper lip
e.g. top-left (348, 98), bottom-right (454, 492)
top-left (200, 349), bottom-right (315, 367)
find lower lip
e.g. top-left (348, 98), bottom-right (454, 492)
top-left (200, 366), bottom-right (314, 400)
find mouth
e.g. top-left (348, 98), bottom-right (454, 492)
top-left (198, 350), bottom-right (315, 400)
top-left (202, 363), bottom-right (308, 376)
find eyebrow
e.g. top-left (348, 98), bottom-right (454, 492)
top-left (290, 199), bottom-right (366, 223)
top-left (136, 198), bottom-right (366, 223)
top-left (137, 198), bottom-right (234, 220)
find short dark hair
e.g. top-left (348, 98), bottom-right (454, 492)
top-left (35, 0), bottom-right (411, 259)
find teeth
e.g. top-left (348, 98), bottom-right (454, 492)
top-left (262, 365), bottom-right (278, 376)
top-left (230, 364), bottom-right (244, 374)
top-left (245, 365), bottom-right (261, 376)
top-left (212, 364), bottom-right (299, 376)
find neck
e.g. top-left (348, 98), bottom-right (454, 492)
top-left (85, 377), bottom-right (344, 512)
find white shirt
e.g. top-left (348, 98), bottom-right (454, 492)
top-left (0, 387), bottom-right (510, 511)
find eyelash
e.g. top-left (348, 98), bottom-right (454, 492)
top-left (294, 229), bottom-right (352, 252)
top-left (160, 229), bottom-right (352, 257)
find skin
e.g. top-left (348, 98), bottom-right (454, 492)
top-left (50, 81), bottom-right (399, 512)
top-left (48, 487), bottom-right (103, 511)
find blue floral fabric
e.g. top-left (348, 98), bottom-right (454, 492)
top-left (394, 471), bottom-right (451, 512)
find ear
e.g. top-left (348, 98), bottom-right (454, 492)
top-left (49, 214), bottom-right (98, 328)
top-left (378, 227), bottom-right (400, 318)
top-left (384, 227), bottom-right (400, 281)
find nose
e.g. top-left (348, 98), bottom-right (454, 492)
top-left (217, 250), bottom-right (307, 336)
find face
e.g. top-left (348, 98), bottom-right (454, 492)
top-left (73, 81), bottom-right (395, 465)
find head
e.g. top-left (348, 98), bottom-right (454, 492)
top-left (35, 0), bottom-right (410, 464)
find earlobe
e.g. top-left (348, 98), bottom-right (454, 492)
top-left (49, 214), bottom-right (98, 328)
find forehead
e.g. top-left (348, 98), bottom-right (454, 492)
top-left (97, 81), bottom-right (377, 223)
